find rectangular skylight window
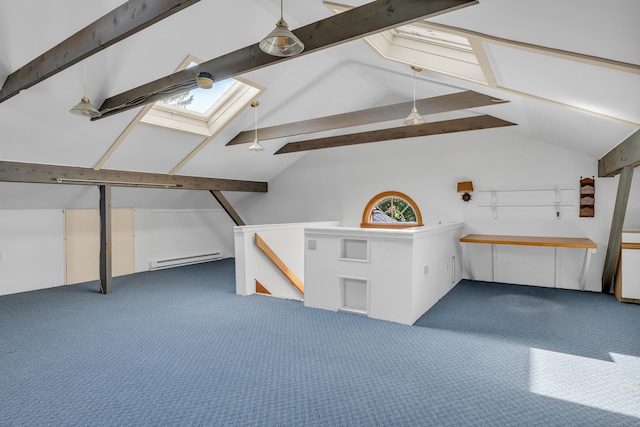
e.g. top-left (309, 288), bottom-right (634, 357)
top-left (141, 56), bottom-right (264, 137)
top-left (393, 24), bottom-right (472, 52)
top-left (158, 62), bottom-right (236, 115)
top-left (323, 1), bottom-right (487, 84)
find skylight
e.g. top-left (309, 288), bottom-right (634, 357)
top-left (324, 2), bottom-right (487, 85)
top-left (158, 62), bottom-right (236, 115)
top-left (141, 56), bottom-right (264, 137)
top-left (393, 25), bottom-right (472, 52)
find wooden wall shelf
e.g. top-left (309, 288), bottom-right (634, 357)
top-left (579, 177), bottom-right (595, 217)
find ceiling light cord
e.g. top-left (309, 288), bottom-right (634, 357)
top-left (254, 105), bottom-right (258, 142)
top-left (82, 63), bottom-right (87, 98)
top-left (404, 65), bottom-right (424, 126)
top-left (412, 67), bottom-right (417, 110)
top-left (69, 62), bottom-right (101, 118)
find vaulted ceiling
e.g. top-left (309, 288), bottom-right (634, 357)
top-left (0, 0), bottom-right (638, 187)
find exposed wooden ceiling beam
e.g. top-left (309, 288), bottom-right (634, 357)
top-left (0, 161), bottom-right (267, 192)
top-left (228, 91), bottom-right (506, 145)
top-left (275, 115), bottom-right (516, 154)
top-left (95, 0), bottom-right (478, 119)
top-left (0, 0), bottom-right (200, 104)
top-left (598, 130), bottom-right (640, 177)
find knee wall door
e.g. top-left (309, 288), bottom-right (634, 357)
top-left (64, 209), bottom-right (134, 285)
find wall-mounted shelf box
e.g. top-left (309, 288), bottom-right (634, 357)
top-left (579, 177), bottom-right (595, 217)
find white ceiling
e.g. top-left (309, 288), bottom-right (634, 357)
top-left (0, 0), bottom-right (638, 184)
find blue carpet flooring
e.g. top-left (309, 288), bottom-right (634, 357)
top-left (0, 258), bottom-right (638, 426)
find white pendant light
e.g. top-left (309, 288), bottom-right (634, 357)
top-left (248, 101), bottom-right (265, 152)
top-left (259, 0), bottom-right (304, 57)
top-left (404, 66), bottom-right (424, 126)
top-left (69, 63), bottom-right (101, 118)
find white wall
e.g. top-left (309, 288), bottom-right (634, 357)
top-left (0, 180), bottom-right (247, 295)
top-left (234, 221), bottom-right (339, 299)
top-left (304, 224), bottom-right (463, 325)
top-left (237, 127), bottom-right (633, 292)
top-left (0, 210), bottom-right (64, 295)
top-left (134, 209), bottom-right (235, 273)
top-left (0, 129), bottom-right (636, 296)
top-left (0, 183), bottom-right (220, 210)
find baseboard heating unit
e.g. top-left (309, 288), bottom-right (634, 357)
top-left (149, 252), bottom-right (223, 270)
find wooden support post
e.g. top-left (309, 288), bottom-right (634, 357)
top-left (99, 185), bottom-right (113, 294)
top-left (602, 166), bottom-right (634, 293)
top-left (210, 190), bottom-right (245, 226)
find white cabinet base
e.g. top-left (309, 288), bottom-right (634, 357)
top-left (615, 231), bottom-right (640, 304)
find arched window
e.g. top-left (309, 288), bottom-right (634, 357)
top-left (361, 191), bottom-right (423, 229)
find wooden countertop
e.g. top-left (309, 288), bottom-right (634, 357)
top-left (460, 234), bottom-right (597, 249)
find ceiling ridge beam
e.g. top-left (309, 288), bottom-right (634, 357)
top-left (412, 19), bottom-right (640, 125)
top-left (0, 161), bottom-right (267, 192)
top-left (0, 0), bottom-right (201, 104)
top-left (494, 87), bottom-right (640, 128)
top-left (94, 0), bottom-right (478, 119)
top-left (422, 21), bottom-right (640, 76)
top-left (228, 91), bottom-right (507, 145)
top-left (275, 115), bottom-right (516, 154)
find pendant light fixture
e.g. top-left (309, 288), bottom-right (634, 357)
top-left (404, 66), bottom-right (424, 126)
top-left (196, 72), bottom-right (214, 89)
top-left (248, 101), bottom-right (265, 152)
top-left (259, 0), bottom-right (304, 57)
top-left (69, 63), bottom-right (101, 118)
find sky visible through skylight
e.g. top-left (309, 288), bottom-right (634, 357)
top-left (145, 58), bottom-right (263, 137)
top-left (160, 62), bottom-right (236, 115)
top-left (185, 79), bottom-right (235, 114)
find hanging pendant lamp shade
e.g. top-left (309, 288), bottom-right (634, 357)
top-left (259, 0), bottom-right (304, 57)
top-left (248, 101), bottom-right (265, 152)
top-left (69, 63), bottom-right (101, 118)
top-left (69, 96), bottom-right (102, 118)
top-left (404, 107), bottom-right (424, 126)
top-left (404, 66), bottom-right (424, 126)
top-left (248, 139), bottom-right (265, 151)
